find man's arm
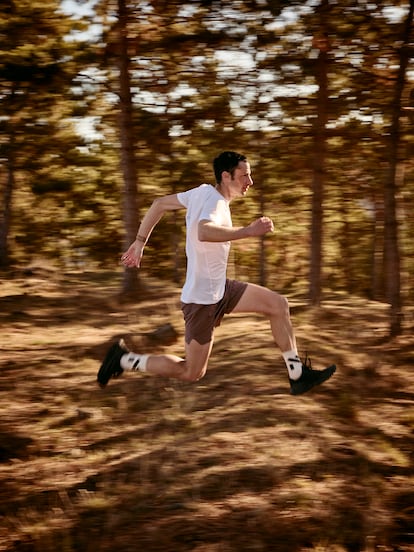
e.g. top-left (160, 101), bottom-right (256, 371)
top-left (137, 194), bottom-right (183, 240)
top-left (198, 216), bottom-right (274, 243)
top-left (121, 194), bottom-right (184, 268)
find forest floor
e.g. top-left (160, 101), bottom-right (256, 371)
top-left (0, 267), bottom-right (413, 552)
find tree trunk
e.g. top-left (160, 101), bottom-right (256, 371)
top-left (338, 188), bottom-right (352, 293)
top-left (258, 177), bottom-right (267, 287)
top-left (117, 0), bottom-right (142, 296)
top-left (0, 129), bottom-right (15, 269)
top-left (383, 0), bottom-right (413, 336)
top-left (0, 159), bottom-right (14, 270)
top-left (371, 195), bottom-right (385, 301)
top-left (309, 19), bottom-right (329, 306)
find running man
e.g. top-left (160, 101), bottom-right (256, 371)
top-left (97, 151), bottom-right (336, 395)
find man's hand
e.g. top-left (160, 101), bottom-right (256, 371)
top-left (121, 240), bottom-right (145, 268)
top-left (246, 216), bottom-right (274, 237)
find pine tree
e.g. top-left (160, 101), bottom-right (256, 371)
top-left (0, 0), bottom-right (92, 267)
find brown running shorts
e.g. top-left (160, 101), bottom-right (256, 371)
top-left (181, 279), bottom-right (248, 345)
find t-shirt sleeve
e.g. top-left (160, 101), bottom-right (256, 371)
top-left (177, 185), bottom-right (214, 217)
top-left (177, 184), bottom-right (224, 224)
top-left (176, 187), bottom-right (193, 207)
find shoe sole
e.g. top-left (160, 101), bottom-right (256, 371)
top-left (97, 341), bottom-right (126, 388)
top-left (290, 364), bottom-right (336, 395)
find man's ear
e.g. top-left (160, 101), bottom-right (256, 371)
top-left (221, 170), bottom-right (231, 183)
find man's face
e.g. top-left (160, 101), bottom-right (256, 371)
top-left (225, 161), bottom-right (253, 198)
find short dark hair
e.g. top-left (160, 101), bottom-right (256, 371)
top-left (213, 151), bottom-right (246, 184)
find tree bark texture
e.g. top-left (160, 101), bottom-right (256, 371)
top-left (117, 0), bottom-right (141, 296)
top-left (383, 0), bottom-right (413, 335)
top-left (309, 22), bottom-right (329, 306)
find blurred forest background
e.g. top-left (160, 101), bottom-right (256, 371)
top-left (1, 3), bottom-right (414, 551)
top-left (1, 0), bottom-right (414, 333)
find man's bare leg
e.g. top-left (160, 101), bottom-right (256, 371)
top-left (231, 282), bottom-right (336, 394)
top-left (98, 338), bottom-right (214, 386)
top-left (232, 283), bottom-right (296, 352)
top-left (144, 339), bottom-right (214, 382)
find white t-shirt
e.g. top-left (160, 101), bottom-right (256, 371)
top-left (177, 184), bottom-right (232, 304)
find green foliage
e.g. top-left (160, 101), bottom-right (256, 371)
top-left (0, 0), bottom-right (122, 267)
top-left (1, 0), bottom-right (413, 305)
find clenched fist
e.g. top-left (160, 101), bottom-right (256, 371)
top-left (246, 216), bottom-right (274, 237)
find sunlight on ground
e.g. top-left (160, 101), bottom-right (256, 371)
top-left (0, 269), bottom-right (413, 551)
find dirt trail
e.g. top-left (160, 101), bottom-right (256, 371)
top-left (0, 268), bottom-right (413, 551)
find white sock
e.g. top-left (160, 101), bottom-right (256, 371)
top-left (282, 350), bottom-right (303, 380)
top-left (120, 353), bottom-right (149, 372)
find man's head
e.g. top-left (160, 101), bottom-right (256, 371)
top-left (213, 151), bottom-right (247, 184)
top-left (213, 151), bottom-right (253, 200)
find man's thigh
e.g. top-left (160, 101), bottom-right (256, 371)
top-left (231, 282), bottom-right (283, 316)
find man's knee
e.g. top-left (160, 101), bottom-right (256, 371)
top-left (182, 339), bottom-right (212, 382)
top-left (180, 362), bottom-right (208, 382)
top-left (262, 290), bottom-right (289, 317)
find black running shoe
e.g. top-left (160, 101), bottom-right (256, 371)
top-left (290, 355), bottom-right (336, 395)
top-left (97, 340), bottom-right (128, 387)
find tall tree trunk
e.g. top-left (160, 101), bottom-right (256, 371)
top-left (309, 17), bottom-right (329, 306)
top-left (258, 174), bottom-right (267, 287)
top-left (0, 144), bottom-right (14, 269)
top-left (0, 124), bottom-right (15, 269)
top-left (383, 0), bottom-right (413, 336)
top-left (371, 195), bottom-right (385, 301)
top-left (117, 0), bottom-right (141, 296)
top-left (338, 187), bottom-right (352, 293)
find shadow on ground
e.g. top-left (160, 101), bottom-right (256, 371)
top-left (0, 269), bottom-right (413, 551)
